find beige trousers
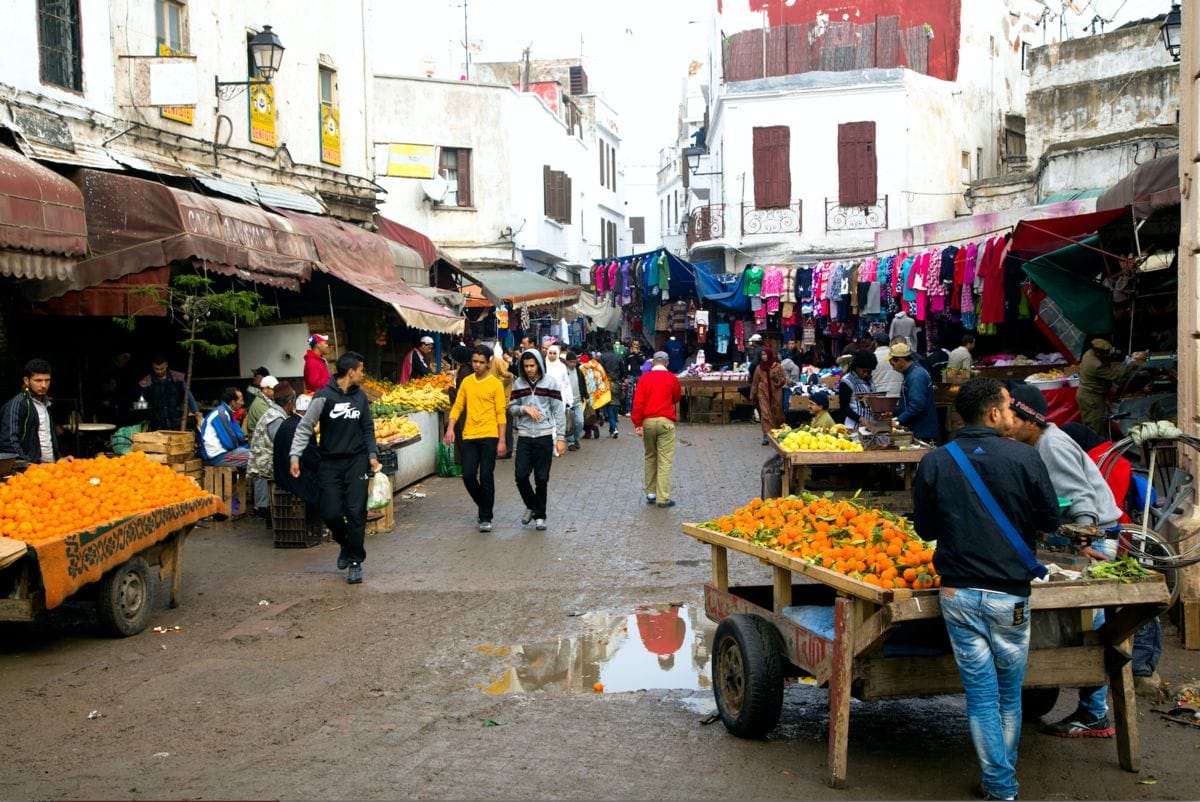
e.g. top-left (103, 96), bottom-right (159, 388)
top-left (642, 416), bottom-right (676, 501)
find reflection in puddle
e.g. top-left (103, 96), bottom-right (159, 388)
top-left (480, 604), bottom-right (715, 695)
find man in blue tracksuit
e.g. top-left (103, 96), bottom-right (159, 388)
top-left (889, 342), bottom-right (939, 443)
top-left (199, 387), bottom-right (249, 466)
top-left (290, 351), bottom-right (379, 585)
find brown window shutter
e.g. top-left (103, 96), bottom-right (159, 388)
top-left (543, 165), bottom-right (552, 217)
top-left (630, 217), bottom-right (645, 244)
top-left (752, 126), bottom-right (791, 209)
top-left (837, 122), bottom-right (876, 206)
top-left (609, 148), bottom-right (616, 190)
top-left (564, 175), bottom-right (572, 223)
top-left (457, 148), bottom-right (472, 206)
top-left (599, 143), bottom-right (606, 185)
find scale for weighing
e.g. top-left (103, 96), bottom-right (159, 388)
top-left (854, 393), bottom-right (914, 449)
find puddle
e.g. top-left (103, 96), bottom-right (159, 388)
top-left (479, 604), bottom-right (716, 695)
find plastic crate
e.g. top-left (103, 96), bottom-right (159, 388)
top-left (270, 483), bottom-right (323, 548)
top-left (378, 448), bottom-right (399, 475)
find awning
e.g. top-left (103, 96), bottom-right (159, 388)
top-left (374, 213), bottom-right (437, 268)
top-left (412, 285), bottom-right (466, 316)
top-left (34, 266), bottom-right (171, 318)
top-left (0, 146), bottom-right (87, 280)
top-left (1009, 207), bottom-right (1130, 255)
top-left (64, 169), bottom-right (321, 296)
top-left (190, 169), bottom-right (327, 214)
top-left (463, 266), bottom-right (580, 306)
top-left (278, 210), bottom-right (463, 334)
top-left (1096, 155), bottom-right (1180, 220)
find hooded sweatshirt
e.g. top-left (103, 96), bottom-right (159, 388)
top-left (508, 349), bottom-right (566, 440)
top-left (290, 377), bottom-right (377, 462)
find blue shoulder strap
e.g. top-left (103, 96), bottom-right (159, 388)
top-left (945, 440), bottom-right (1048, 580)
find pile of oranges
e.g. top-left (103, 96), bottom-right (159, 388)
top-left (406, 372), bottom-right (454, 389)
top-left (702, 494), bottom-right (939, 590)
top-left (0, 453), bottom-right (209, 545)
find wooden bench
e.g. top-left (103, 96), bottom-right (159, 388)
top-left (201, 466), bottom-right (249, 523)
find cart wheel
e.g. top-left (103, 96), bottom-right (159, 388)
top-left (712, 614), bottom-right (784, 738)
top-left (97, 556), bottom-right (154, 637)
top-left (1021, 687), bottom-right (1060, 720)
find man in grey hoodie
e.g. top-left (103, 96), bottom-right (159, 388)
top-left (507, 349), bottom-right (567, 531)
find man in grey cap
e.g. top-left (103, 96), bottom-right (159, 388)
top-left (1076, 338), bottom-right (1147, 437)
top-left (631, 351), bottom-right (681, 507)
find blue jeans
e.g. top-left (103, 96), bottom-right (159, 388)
top-left (567, 404), bottom-right (584, 446)
top-left (1078, 609), bottom-right (1109, 719)
top-left (1133, 616), bottom-right (1162, 676)
top-left (603, 403), bottom-right (619, 433)
top-left (940, 587), bottom-right (1031, 801)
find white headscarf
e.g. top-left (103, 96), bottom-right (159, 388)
top-left (543, 345), bottom-right (573, 406)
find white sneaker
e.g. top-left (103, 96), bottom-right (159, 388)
top-left (478, 520), bottom-right (493, 532)
top-left (521, 509), bottom-right (534, 525)
top-left (534, 518), bottom-right (547, 531)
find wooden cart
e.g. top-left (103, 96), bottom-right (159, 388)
top-left (0, 495), bottom-right (221, 637)
top-left (682, 523), bottom-right (1170, 789)
top-left (769, 438), bottom-right (932, 496)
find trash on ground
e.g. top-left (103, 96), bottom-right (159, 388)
top-left (482, 719), bottom-right (510, 727)
top-left (258, 600), bottom-right (270, 607)
top-left (87, 710), bottom-right (101, 719)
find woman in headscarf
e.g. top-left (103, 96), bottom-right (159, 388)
top-left (748, 347), bottom-right (787, 445)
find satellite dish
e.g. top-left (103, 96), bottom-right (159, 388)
top-left (421, 174), bottom-right (449, 203)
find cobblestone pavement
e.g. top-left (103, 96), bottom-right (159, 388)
top-left (1, 420), bottom-right (1197, 800)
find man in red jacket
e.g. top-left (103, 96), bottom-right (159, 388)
top-left (304, 334), bottom-right (332, 394)
top-left (632, 350), bottom-right (681, 508)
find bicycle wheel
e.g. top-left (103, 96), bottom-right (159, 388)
top-left (1115, 526), bottom-right (1179, 607)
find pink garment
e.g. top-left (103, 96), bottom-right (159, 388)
top-left (761, 266), bottom-right (784, 299)
top-left (606, 260), bottom-right (619, 289)
top-left (979, 236), bottom-right (1010, 325)
top-left (595, 263), bottom-right (607, 294)
top-left (961, 242), bottom-right (978, 313)
top-left (753, 305), bottom-right (767, 325)
top-left (765, 296), bottom-right (780, 314)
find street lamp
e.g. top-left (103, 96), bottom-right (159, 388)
top-left (214, 25), bottom-right (286, 99)
top-left (683, 145), bottom-right (721, 178)
top-left (1161, 2), bottom-right (1181, 62)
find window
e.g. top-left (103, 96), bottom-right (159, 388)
top-left (319, 65), bottom-right (337, 106)
top-left (961, 150), bottom-right (971, 184)
top-left (600, 219), bottom-right (618, 258)
top-left (543, 165), bottom-right (572, 224)
top-left (38, 0), bottom-right (82, 91)
top-left (976, 147), bottom-right (983, 181)
top-left (599, 142), bottom-right (606, 188)
top-left (752, 126), bottom-right (791, 209)
top-left (569, 65), bottom-right (588, 95)
top-left (629, 216), bottom-right (645, 245)
top-left (440, 147), bottom-right (472, 207)
top-left (836, 122), bottom-right (876, 207)
top-left (155, 0), bottom-right (185, 52)
top-left (609, 146), bottom-right (616, 192)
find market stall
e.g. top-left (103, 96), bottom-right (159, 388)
top-left (681, 494), bottom-right (1169, 789)
top-left (0, 455), bottom-right (222, 636)
top-left (364, 374), bottom-right (451, 491)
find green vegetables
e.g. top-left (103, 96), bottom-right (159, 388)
top-left (1087, 557), bottom-right (1152, 582)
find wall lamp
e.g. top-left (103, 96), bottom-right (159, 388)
top-left (214, 25), bottom-right (286, 100)
top-left (683, 145), bottom-right (721, 177)
top-left (1161, 2), bottom-right (1181, 62)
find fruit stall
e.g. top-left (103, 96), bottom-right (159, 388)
top-left (0, 454), bottom-right (223, 636)
top-left (364, 374), bottom-right (451, 490)
top-left (767, 424), bottom-right (932, 502)
top-left (683, 494), bottom-right (1170, 789)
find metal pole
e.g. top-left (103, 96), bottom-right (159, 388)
top-left (327, 285), bottom-right (339, 354)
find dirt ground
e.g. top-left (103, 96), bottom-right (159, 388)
top-left (2, 423), bottom-right (1198, 801)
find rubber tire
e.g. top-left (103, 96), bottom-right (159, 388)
top-left (1021, 687), bottom-right (1060, 720)
top-left (96, 556), bottom-right (154, 637)
top-left (712, 613), bottom-right (784, 738)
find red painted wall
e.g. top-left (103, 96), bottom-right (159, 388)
top-left (514, 81), bottom-right (561, 114)
top-left (741, 0), bottom-right (960, 81)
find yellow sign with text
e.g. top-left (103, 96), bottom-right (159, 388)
top-left (157, 44), bottom-right (194, 125)
top-left (320, 102), bottom-right (341, 166)
top-left (386, 143), bottom-right (437, 178)
top-left (249, 84), bottom-right (276, 147)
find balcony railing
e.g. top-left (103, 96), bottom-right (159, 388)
top-left (687, 204), bottom-right (725, 247)
top-left (742, 201), bottom-right (802, 237)
top-left (825, 195), bottom-right (889, 232)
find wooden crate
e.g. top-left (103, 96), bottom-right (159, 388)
top-left (365, 498), bottom-right (395, 536)
top-left (170, 458), bottom-right (204, 481)
top-left (201, 466), bottom-right (249, 521)
top-left (132, 430), bottom-right (195, 464)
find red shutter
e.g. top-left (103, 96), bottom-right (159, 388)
top-left (457, 148), bottom-right (472, 206)
top-left (752, 126), bottom-right (791, 209)
top-left (837, 122), bottom-right (876, 207)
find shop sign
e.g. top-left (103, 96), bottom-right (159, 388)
top-left (320, 102), bottom-right (341, 166)
top-left (157, 44), bottom-right (194, 125)
top-left (384, 143), bottom-right (436, 178)
top-left (249, 84), bottom-right (276, 147)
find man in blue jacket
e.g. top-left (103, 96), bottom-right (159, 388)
top-left (889, 342), bottom-right (939, 443)
top-left (199, 387), bottom-right (250, 467)
top-left (0, 358), bottom-right (65, 463)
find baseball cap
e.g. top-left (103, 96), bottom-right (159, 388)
top-left (252, 366), bottom-right (271, 377)
top-left (749, 333), bottom-right (763, 342)
top-left (652, 350), bottom-right (669, 363)
top-left (563, 351), bottom-right (577, 361)
top-left (888, 343), bottom-right (914, 360)
top-left (419, 335), bottom-right (435, 345)
top-left (308, 333), bottom-right (328, 348)
top-left (259, 375), bottom-right (279, 390)
top-left (1009, 382), bottom-right (1049, 426)
top-left (295, 393), bottom-right (311, 412)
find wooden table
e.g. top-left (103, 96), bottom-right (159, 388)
top-left (678, 376), bottom-right (749, 424)
top-left (769, 437), bottom-right (931, 496)
top-left (682, 522), bottom-right (1170, 789)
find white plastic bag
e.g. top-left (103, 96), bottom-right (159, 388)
top-left (367, 471), bottom-right (392, 510)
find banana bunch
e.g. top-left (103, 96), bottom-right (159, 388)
top-left (375, 415), bottom-right (420, 443)
top-left (378, 383), bottom-right (450, 412)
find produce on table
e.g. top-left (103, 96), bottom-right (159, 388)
top-left (772, 424), bottom-right (864, 453)
top-left (407, 373), bottom-right (454, 390)
top-left (1086, 556), bottom-right (1151, 582)
top-left (700, 493), bottom-right (938, 589)
top-left (374, 414), bottom-right (420, 443)
top-left (0, 453), bottom-right (209, 545)
top-left (363, 374), bottom-right (450, 414)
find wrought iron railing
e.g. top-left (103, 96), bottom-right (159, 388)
top-left (824, 195), bottom-right (889, 232)
top-left (742, 201), bottom-right (802, 236)
top-left (687, 204), bottom-right (725, 247)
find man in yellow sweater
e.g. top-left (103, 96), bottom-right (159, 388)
top-left (443, 345), bottom-right (508, 531)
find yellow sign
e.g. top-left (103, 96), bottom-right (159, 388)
top-left (249, 84), bottom-right (276, 147)
top-left (320, 102), bottom-right (341, 166)
top-left (385, 143), bottom-right (437, 178)
top-left (157, 44), bottom-right (194, 125)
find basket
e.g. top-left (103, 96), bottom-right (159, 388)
top-left (270, 484), bottom-right (323, 548)
top-left (378, 449), bottom-right (399, 475)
